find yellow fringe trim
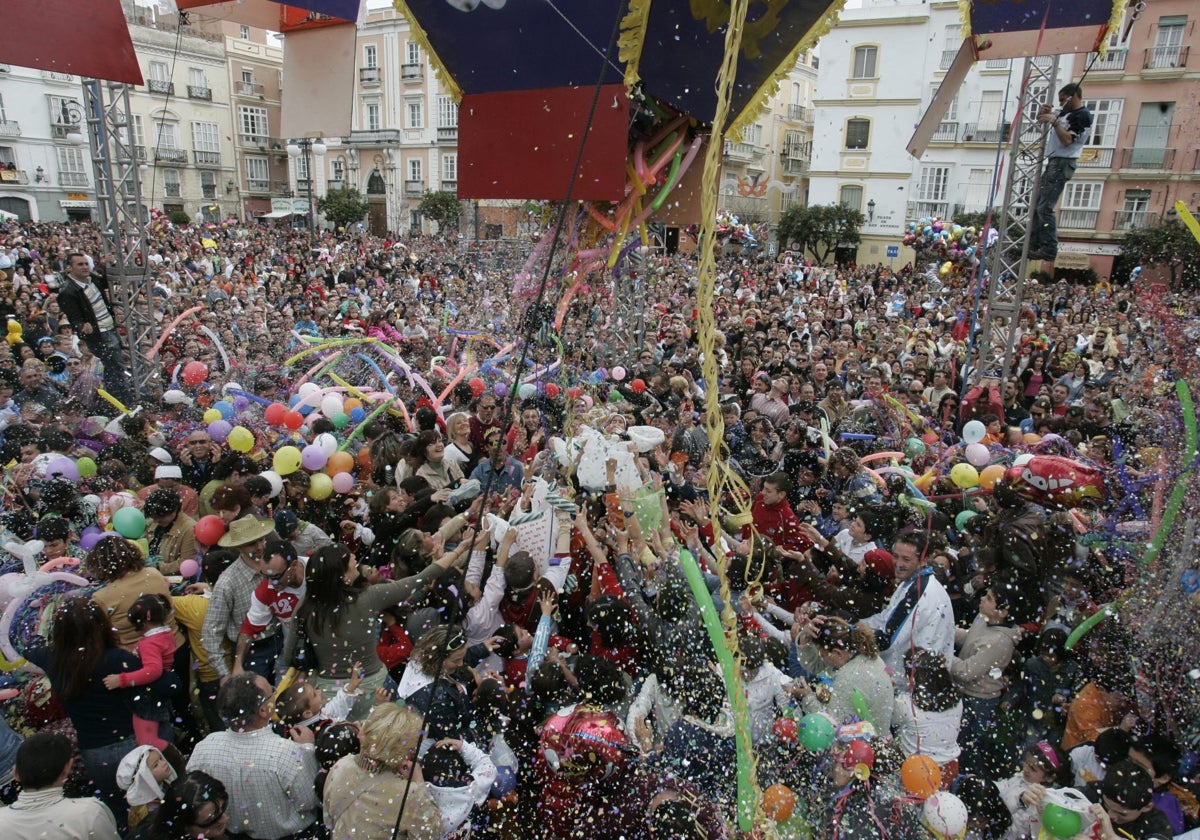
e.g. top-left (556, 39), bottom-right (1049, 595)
top-left (392, 0), bottom-right (462, 102)
top-left (1099, 0), bottom-right (1130, 57)
top-left (727, 0), bottom-right (848, 139)
top-left (958, 0), bottom-right (973, 42)
top-left (618, 0), bottom-right (654, 94)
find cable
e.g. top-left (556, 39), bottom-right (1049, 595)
top-left (144, 12), bottom-right (187, 210)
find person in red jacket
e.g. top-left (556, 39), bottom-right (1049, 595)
top-left (742, 472), bottom-right (812, 555)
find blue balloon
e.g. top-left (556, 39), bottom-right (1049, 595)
top-left (213, 400), bottom-right (235, 420)
top-left (289, 394), bottom-right (302, 408)
top-left (349, 407), bottom-right (366, 423)
top-left (298, 404), bottom-right (313, 416)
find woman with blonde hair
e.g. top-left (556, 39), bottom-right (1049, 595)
top-left (323, 704), bottom-right (443, 839)
top-left (793, 613), bottom-right (894, 731)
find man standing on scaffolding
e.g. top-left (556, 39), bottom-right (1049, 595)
top-left (1026, 83), bottom-right (1092, 264)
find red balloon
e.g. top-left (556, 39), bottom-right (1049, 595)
top-left (773, 717), bottom-right (798, 743)
top-left (631, 378), bottom-right (646, 393)
top-left (544, 382), bottom-right (560, 398)
top-left (468, 378), bottom-right (486, 397)
top-left (921, 432), bottom-right (938, 445)
top-left (193, 514), bottom-right (226, 546)
top-left (182, 361), bottom-right (208, 386)
top-left (264, 403), bottom-right (288, 425)
top-left (283, 410), bottom-right (304, 430)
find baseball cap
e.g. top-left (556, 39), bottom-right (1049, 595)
top-left (273, 508), bottom-right (300, 539)
top-left (154, 465), bottom-right (183, 480)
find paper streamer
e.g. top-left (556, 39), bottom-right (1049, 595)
top-left (146, 306), bottom-right (202, 360)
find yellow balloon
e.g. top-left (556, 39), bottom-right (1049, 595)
top-left (273, 445), bottom-right (302, 476)
top-left (950, 462), bottom-right (980, 489)
top-left (203, 408), bottom-right (222, 423)
top-left (939, 261), bottom-right (953, 278)
top-left (228, 426), bottom-right (255, 453)
top-left (308, 472), bottom-right (333, 500)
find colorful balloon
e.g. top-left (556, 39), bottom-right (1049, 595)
top-left (325, 451), bottom-right (355, 476)
top-left (962, 420), bottom-right (986, 444)
top-left (301, 444), bottom-right (329, 471)
top-left (181, 361), bottom-right (208, 385)
top-left (112, 507), bottom-right (146, 539)
top-left (965, 442), bottom-right (990, 468)
top-left (331, 472), bottom-right (355, 494)
top-left (194, 515), bottom-right (227, 546)
top-left (308, 472), bottom-right (333, 500)
top-left (227, 426), bottom-right (254, 453)
top-left (950, 462), bottom-right (980, 489)
top-left (264, 403), bottom-right (288, 425)
top-left (208, 419), bottom-right (232, 442)
top-left (798, 712), bottom-right (836, 751)
top-left (762, 784), bottom-right (795, 822)
top-left (274, 445), bottom-right (303, 475)
top-left (900, 754), bottom-right (941, 798)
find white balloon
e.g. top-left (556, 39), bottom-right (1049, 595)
top-left (922, 792), bottom-right (968, 838)
top-left (962, 419), bottom-right (986, 445)
top-left (261, 470), bottom-right (284, 498)
top-left (315, 433), bottom-right (339, 456)
top-left (1013, 453), bottom-right (1035, 467)
top-left (965, 442), bottom-right (990, 468)
top-left (321, 394), bottom-right (344, 417)
top-left (298, 383), bottom-right (321, 399)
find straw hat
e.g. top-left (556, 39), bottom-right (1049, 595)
top-left (217, 516), bottom-right (277, 548)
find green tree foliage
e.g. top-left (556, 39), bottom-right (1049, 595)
top-left (776, 203), bottom-right (865, 265)
top-left (418, 190), bottom-right (463, 230)
top-left (317, 187), bottom-right (371, 229)
top-left (1118, 217), bottom-right (1200, 288)
top-left (168, 210), bottom-right (190, 225)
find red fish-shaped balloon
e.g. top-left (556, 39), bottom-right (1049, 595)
top-left (1003, 455), bottom-right (1105, 508)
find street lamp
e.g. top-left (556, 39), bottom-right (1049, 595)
top-left (286, 137), bottom-right (326, 237)
top-left (866, 199), bottom-right (876, 222)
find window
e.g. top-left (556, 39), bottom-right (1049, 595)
top-left (0, 146), bottom-right (15, 167)
top-left (437, 95), bottom-right (458, 128)
top-left (188, 68), bottom-right (207, 88)
top-left (47, 96), bottom-right (81, 126)
top-left (913, 164), bottom-right (950, 216)
top-left (245, 156), bottom-right (269, 186)
top-left (192, 121), bottom-right (220, 153)
top-left (1118, 188), bottom-right (1152, 229)
top-left (1150, 16), bottom-right (1186, 68)
top-left (239, 105), bottom-right (268, 139)
top-left (408, 158), bottom-right (422, 182)
top-left (331, 158), bottom-right (345, 182)
top-left (441, 153), bottom-right (457, 183)
top-left (845, 118), bottom-right (870, 150)
top-left (1132, 102), bottom-right (1173, 167)
top-left (839, 185), bottom-right (863, 212)
top-left (406, 41), bottom-right (420, 65)
top-left (1084, 98), bottom-right (1122, 147)
top-left (200, 170), bottom-right (217, 199)
top-left (784, 129), bottom-right (804, 157)
top-left (1061, 181), bottom-right (1102, 228)
top-left (149, 61), bottom-right (169, 83)
top-left (239, 24), bottom-right (250, 40)
top-left (977, 90), bottom-right (1004, 129)
top-left (241, 68), bottom-right (254, 85)
top-left (163, 168), bottom-right (181, 197)
top-left (366, 103), bottom-right (382, 131)
top-left (742, 123), bottom-right (764, 145)
top-left (57, 146), bottom-right (88, 180)
top-left (963, 168), bottom-right (992, 211)
top-left (293, 150), bottom-right (311, 181)
top-left (364, 45), bottom-right (377, 69)
top-left (406, 101), bottom-right (423, 129)
top-left (155, 122), bottom-right (179, 150)
top-left (132, 115), bottom-right (145, 148)
top-left (852, 46), bottom-right (878, 79)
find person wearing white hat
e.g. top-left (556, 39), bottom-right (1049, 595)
top-left (115, 744), bottom-right (177, 831)
top-left (201, 516), bottom-right (282, 686)
top-left (137, 464), bottom-right (200, 518)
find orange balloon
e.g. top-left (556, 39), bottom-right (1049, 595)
top-left (979, 463), bottom-right (1007, 490)
top-left (900, 754), bottom-right (941, 798)
top-left (357, 447), bottom-right (373, 472)
top-left (343, 398), bottom-right (363, 413)
top-left (1022, 433), bottom-right (1042, 444)
top-left (762, 783), bottom-right (796, 821)
top-left (325, 451), bottom-right (356, 476)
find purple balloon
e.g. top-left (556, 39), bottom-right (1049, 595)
top-left (301, 444), bottom-right (328, 471)
top-left (493, 382), bottom-right (509, 398)
top-left (232, 396), bottom-right (250, 412)
top-left (81, 525), bottom-right (102, 539)
top-left (80, 530), bottom-right (108, 551)
top-left (45, 457), bottom-right (79, 483)
top-left (208, 419), bottom-right (233, 442)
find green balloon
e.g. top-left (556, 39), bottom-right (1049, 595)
top-left (112, 507), bottom-right (146, 539)
top-left (608, 389), bottom-right (624, 403)
top-left (904, 437), bottom-right (926, 458)
top-left (798, 712), bottom-right (836, 752)
top-left (955, 509), bottom-right (977, 532)
top-left (331, 412), bottom-right (349, 429)
top-left (1041, 803), bottom-right (1082, 838)
top-left (77, 457), bottom-right (98, 478)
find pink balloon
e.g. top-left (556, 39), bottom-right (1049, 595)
top-left (331, 472), bottom-right (355, 494)
top-left (965, 442), bottom-right (991, 468)
top-left (178, 558), bottom-right (200, 578)
top-left (611, 366), bottom-right (626, 382)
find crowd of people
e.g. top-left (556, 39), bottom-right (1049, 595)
top-left (0, 216), bottom-right (1197, 840)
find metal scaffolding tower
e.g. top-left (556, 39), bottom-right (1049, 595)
top-left (82, 78), bottom-right (157, 401)
top-left (974, 55), bottom-right (1062, 381)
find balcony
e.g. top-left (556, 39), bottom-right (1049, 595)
top-left (328, 178), bottom-right (344, 190)
top-left (437, 126), bottom-right (458, 142)
top-left (723, 141), bottom-right (762, 162)
top-left (404, 180), bottom-right (424, 197)
top-left (135, 145), bottom-right (147, 161)
top-left (1077, 147), bottom-right (1114, 168)
top-left (194, 150), bottom-right (221, 166)
top-left (784, 158), bottom-right (808, 176)
top-left (359, 67), bottom-right (381, 85)
top-left (1087, 49), bottom-right (1127, 72)
top-left (1144, 45), bottom-right (1188, 70)
top-left (786, 104), bottom-right (811, 122)
top-left (441, 180), bottom-right (457, 193)
top-left (50, 124), bottom-right (84, 141)
top-left (0, 169), bottom-right (29, 185)
top-left (348, 128), bottom-right (401, 146)
top-left (0, 120), bottom-right (20, 137)
top-left (1120, 147), bottom-right (1175, 170)
top-left (1114, 209), bottom-right (1155, 230)
top-left (240, 134), bottom-right (279, 151)
top-left (908, 200), bottom-right (950, 219)
top-left (42, 70), bottom-right (75, 83)
top-left (939, 49), bottom-right (958, 71)
top-left (187, 85), bottom-right (212, 100)
top-left (273, 181), bottom-right (292, 195)
top-left (930, 121), bottom-right (959, 142)
top-left (164, 183), bottom-right (181, 198)
top-left (236, 81), bottom-right (265, 97)
top-left (984, 58), bottom-right (1011, 70)
top-left (962, 123), bottom-right (1005, 144)
top-left (147, 79), bottom-right (174, 95)
top-left (202, 184), bottom-right (217, 199)
top-left (155, 147), bottom-right (188, 164)
top-left (246, 179), bottom-right (271, 193)
top-left (59, 172), bottom-right (90, 187)
top-left (1059, 209), bottom-right (1099, 229)
top-left (401, 63), bottom-right (423, 81)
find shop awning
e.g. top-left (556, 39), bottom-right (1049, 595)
top-left (261, 210), bottom-right (293, 218)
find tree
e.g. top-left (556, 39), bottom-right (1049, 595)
top-left (776, 203), bottom-right (865, 265)
top-left (317, 187), bottom-right (370, 229)
top-left (1118, 217), bottom-right (1200, 288)
top-left (168, 210), bottom-right (190, 226)
top-left (418, 190), bottom-right (463, 231)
